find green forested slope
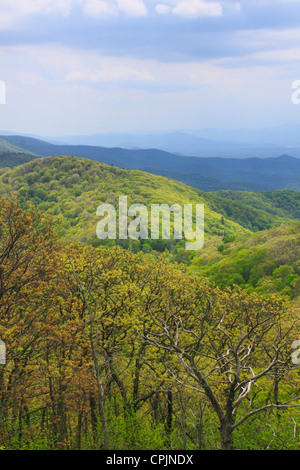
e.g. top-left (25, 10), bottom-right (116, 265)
top-left (1, 196), bottom-right (299, 451)
top-left (0, 155), bottom-right (248, 255)
top-left (198, 190), bottom-right (292, 231)
top-left (0, 154), bottom-right (298, 275)
top-left (213, 189), bottom-right (300, 220)
top-left (190, 222), bottom-right (300, 298)
top-left (0, 154), bottom-right (293, 241)
top-left (0, 151), bottom-right (37, 169)
top-left (0, 138), bottom-right (37, 154)
top-left (1, 155), bottom-right (300, 451)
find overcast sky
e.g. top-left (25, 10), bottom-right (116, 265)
top-left (0, 0), bottom-right (300, 136)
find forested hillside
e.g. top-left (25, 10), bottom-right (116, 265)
top-left (2, 0), bottom-right (300, 454)
top-left (0, 138), bottom-right (36, 154)
top-left (0, 155), bottom-right (292, 250)
top-left (190, 223), bottom-right (300, 299)
top-left (0, 152), bottom-right (37, 170)
top-left (0, 155), bottom-right (249, 261)
top-left (212, 190), bottom-right (300, 221)
top-left (1, 155), bottom-right (300, 451)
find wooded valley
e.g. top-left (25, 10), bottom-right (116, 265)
top-left (0, 154), bottom-right (300, 450)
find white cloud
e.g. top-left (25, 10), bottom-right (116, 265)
top-left (117, 0), bottom-right (147, 16)
top-left (155, 3), bottom-right (171, 14)
top-left (247, 46), bottom-right (300, 62)
top-left (224, 1), bottom-right (241, 13)
top-left (4, 45), bottom-right (154, 83)
top-left (82, 0), bottom-right (118, 17)
top-left (82, 0), bottom-right (147, 17)
top-left (0, 44), bottom-right (236, 89)
top-left (155, 0), bottom-right (223, 18)
top-left (0, 0), bottom-right (80, 28)
top-left (60, 50), bottom-right (239, 89)
top-left (65, 64), bottom-right (155, 83)
top-left (0, 0), bottom-right (223, 26)
top-left (172, 0), bottom-right (223, 17)
top-left (0, 42), bottom-right (296, 135)
top-left (0, 0), bottom-right (77, 16)
top-left (3, 42), bottom-right (294, 94)
top-left (0, 0), bottom-right (147, 26)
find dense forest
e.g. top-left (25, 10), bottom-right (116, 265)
top-left (1, 156), bottom-right (300, 450)
top-left (0, 152), bottom-right (37, 170)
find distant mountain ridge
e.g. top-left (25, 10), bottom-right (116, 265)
top-left (46, 130), bottom-right (300, 158)
top-left (0, 135), bottom-right (300, 191)
top-left (0, 137), bottom-right (37, 155)
top-left (0, 151), bottom-right (38, 169)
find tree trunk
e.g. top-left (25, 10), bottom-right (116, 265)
top-left (219, 419), bottom-right (233, 450)
top-left (165, 390), bottom-right (173, 448)
top-left (0, 367), bottom-right (6, 428)
top-left (196, 401), bottom-right (205, 450)
top-left (57, 381), bottom-right (68, 448)
top-left (89, 392), bottom-right (98, 442)
top-left (95, 370), bottom-right (110, 449)
top-left (76, 410), bottom-right (83, 450)
top-left (88, 309), bottom-right (109, 449)
top-left (151, 392), bottom-right (160, 423)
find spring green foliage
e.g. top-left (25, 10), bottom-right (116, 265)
top-left (1, 157), bottom-right (300, 451)
top-left (0, 139), bottom-right (37, 154)
top-left (0, 155), bottom-right (299, 288)
top-left (0, 154), bottom-right (293, 246)
top-left (190, 222), bottom-right (300, 298)
top-left (0, 155), bottom-right (248, 258)
top-left (0, 197), bottom-right (300, 451)
top-left (213, 189), bottom-right (300, 221)
top-left (199, 190), bottom-right (293, 231)
top-left (0, 152), bottom-right (37, 169)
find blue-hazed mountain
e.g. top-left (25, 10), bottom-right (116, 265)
top-left (0, 135), bottom-right (300, 191)
top-left (45, 129), bottom-right (300, 158)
